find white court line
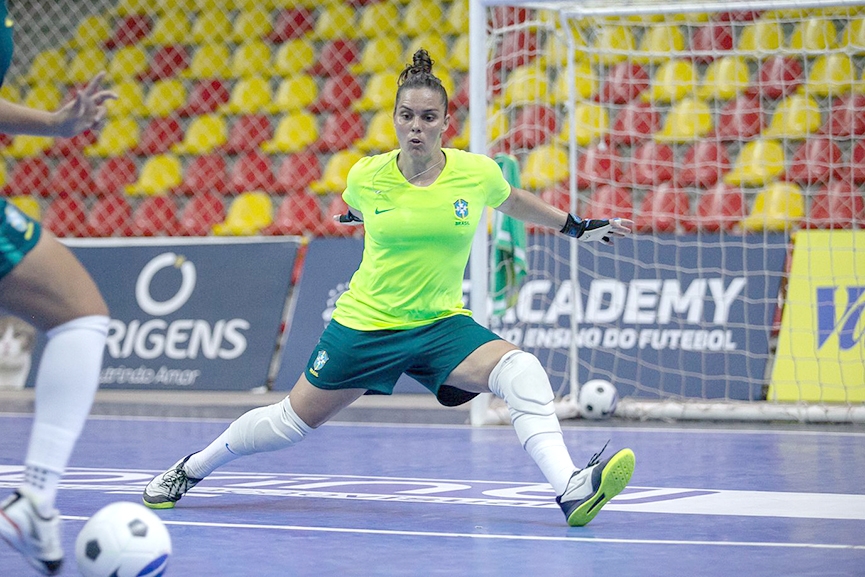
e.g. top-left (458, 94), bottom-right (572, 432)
top-left (60, 515), bottom-right (865, 550)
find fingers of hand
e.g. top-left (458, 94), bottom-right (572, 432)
top-left (83, 71), bottom-right (107, 96)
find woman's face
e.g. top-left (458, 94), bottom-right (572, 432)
top-left (393, 87), bottom-right (449, 161)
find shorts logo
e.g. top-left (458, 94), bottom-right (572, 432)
top-left (313, 350), bottom-right (329, 371)
top-left (454, 199), bottom-right (468, 219)
top-left (5, 204), bottom-right (29, 233)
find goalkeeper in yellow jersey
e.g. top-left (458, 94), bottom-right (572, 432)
top-left (144, 49), bottom-right (635, 527)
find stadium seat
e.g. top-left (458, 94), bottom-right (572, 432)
top-left (752, 56), bottom-right (802, 99)
top-left (737, 20), bottom-right (783, 55)
top-left (231, 7), bottom-right (273, 42)
top-left (23, 49), bottom-right (67, 85)
top-left (521, 145), bottom-right (569, 190)
top-left (608, 100), bottom-right (660, 146)
top-left (115, 0), bottom-right (151, 17)
top-left (402, 0), bottom-right (444, 37)
top-left (220, 76), bottom-right (272, 115)
top-left (223, 114), bottom-right (272, 155)
top-left (48, 154), bottom-right (95, 196)
top-left (68, 49), bottom-right (108, 85)
top-left (273, 39), bottom-right (316, 77)
top-left (690, 22), bottom-right (733, 64)
top-left (597, 62), bottom-right (649, 104)
top-left (558, 102), bottom-right (608, 147)
top-left (357, 2), bottom-right (400, 38)
top-left (2, 158), bottom-right (50, 197)
top-left (212, 191), bottom-right (273, 236)
top-left (351, 37), bottom-right (404, 75)
top-left (510, 105), bottom-right (558, 150)
top-left (8, 196), bottom-right (39, 221)
top-left (538, 184), bottom-right (573, 215)
top-left (503, 65), bottom-right (549, 107)
top-left (725, 139), bottom-right (786, 186)
top-left (173, 153), bottom-right (229, 196)
top-left (314, 110), bottom-right (365, 153)
top-left (697, 56), bottom-right (750, 100)
top-left (309, 72), bottom-right (363, 114)
top-left (132, 196), bottom-right (180, 236)
top-left (804, 180), bottom-right (865, 229)
top-left (104, 15), bottom-right (152, 50)
top-left (575, 144), bottom-right (624, 189)
top-left (443, 0), bottom-right (469, 35)
top-left (310, 4), bottom-right (356, 41)
top-left (742, 182), bottom-right (805, 231)
top-left (46, 130), bottom-right (97, 158)
top-left (788, 16), bottom-right (838, 52)
top-left (5, 135), bottom-right (53, 159)
top-left (353, 72), bottom-right (397, 113)
top-left (849, 140), bottom-right (865, 184)
top-left (820, 94), bottom-right (865, 137)
top-left (634, 183), bottom-right (691, 233)
top-left (784, 137), bottom-right (844, 186)
top-left (93, 156), bottom-right (138, 196)
top-left (643, 59), bottom-right (698, 103)
top-left (85, 117), bottom-right (140, 157)
top-left (132, 117), bottom-right (184, 156)
top-left (22, 83), bottom-right (61, 112)
top-left (590, 25), bottom-right (636, 65)
top-left (655, 97), bottom-right (713, 142)
top-left (178, 79), bottom-right (230, 117)
top-left (684, 183), bottom-right (746, 232)
top-left (635, 23), bottom-right (686, 64)
top-left (806, 54), bottom-right (857, 98)
top-left (228, 151), bottom-right (276, 194)
top-left (144, 79), bottom-right (187, 118)
top-left (263, 193), bottom-right (323, 236)
top-left (268, 75), bottom-right (318, 113)
top-left (451, 106), bottom-right (509, 150)
top-left (126, 154), bottom-right (183, 196)
top-left (267, 8), bottom-right (315, 43)
top-left (713, 94), bottom-right (764, 141)
top-left (86, 194), bottom-right (133, 237)
top-left (42, 196), bottom-right (88, 237)
top-left (190, 10), bottom-right (231, 44)
top-left (841, 16), bottom-right (865, 54)
top-left (182, 43), bottom-right (231, 80)
top-left (308, 39), bottom-right (361, 77)
top-left (179, 192), bottom-right (225, 236)
top-left (230, 41), bottom-right (272, 79)
top-left (584, 184), bottom-right (633, 220)
top-left (551, 60), bottom-right (596, 104)
top-left (496, 30), bottom-right (539, 71)
top-left (143, 11), bottom-right (190, 47)
top-left (310, 149), bottom-right (364, 195)
top-left (173, 115), bottom-right (228, 155)
top-left (273, 151), bottom-right (322, 195)
top-left (675, 140), bottom-right (730, 188)
top-left (446, 35), bottom-right (470, 73)
top-left (321, 195), bottom-right (363, 238)
top-left (262, 111), bottom-right (319, 154)
top-left (66, 15), bottom-right (111, 50)
top-left (763, 94), bottom-right (822, 139)
top-left (106, 81), bottom-right (146, 117)
top-left (626, 141), bottom-right (675, 187)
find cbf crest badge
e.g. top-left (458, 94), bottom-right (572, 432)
top-left (454, 199), bottom-right (469, 219)
top-left (314, 350), bottom-right (329, 371)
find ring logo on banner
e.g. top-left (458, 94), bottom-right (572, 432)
top-left (136, 253), bottom-right (196, 316)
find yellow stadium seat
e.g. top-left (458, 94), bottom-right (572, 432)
top-left (0, 160), bottom-right (6, 189)
top-left (724, 139), bottom-right (785, 186)
top-left (354, 110), bottom-right (398, 153)
top-left (143, 11), bottom-right (191, 46)
top-left (763, 94), bottom-right (822, 139)
top-left (172, 114), bottom-right (228, 155)
top-left (503, 65), bottom-right (550, 106)
top-left (788, 17), bottom-right (838, 52)
top-left (156, 0), bottom-right (197, 12)
top-left (590, 26), bottom-right (636, 65)
top-left (310, 4), bottom-right (356, 41)
top-left (697, 56), bottom-right (750, 100)
top-left (654, 97), bottom-right (713, 142)
top-left (107, 46), bottom-right (148, 83)
top-left (447, 35), bottom-right (470, 72)
top-left (443, 0), bottom-right (468, 35)
top-left (262, 111), bottom-right (319, 154)
top-left (357, 2), bottom-right (400, 38)
top-left (182, 43), bottom-right (232, 80)
top-left (551, 60), bottom-right (597, 104)
top-left (231, 8), bottom-right (273, 42)
top-left (68, 49), bottom-right (108, 85)
top-left (403, 33), bottom-right (449, 69)
top-left (521, 144), bottom-right (569, 189)
top-left (742, 182), bottom-right (805, 231)
top-left (805, 53), bottom-right (856, 97)
top-left (221, 76), bottom-right (272, 115)
top-left (268, 75), bottom-right (318, 113)
top-left (192, 10), bottom-right (232, 44)
top-left (9, 196), bottom-right (41, 221)
top-left (635, 24), bottom-right (686, 64)
top-left (126, 154), bottom-right (183, 196)
top-left (402, 0), bottom-right (444, 38)
top-left (213, 192), bottom-right (273, 236)
top-left (24, 49), bottom-right (67, 84)
top-left (144, 79), bottom-right (187, 118)
top-left (737, 20), bottom-right (783, 55)
top-left (670, 12), bottom-right (711, 23)
top-left (230, 40), bottom-right (272, 79)
top-left (0, 84), bottom-right (21, 103)
top-left (842, 17), bottom-right (865, 54)
top-left (351, 37), bottom-right (404, 74)
top-left (85, 117), bottom-right (140, 157)
top-left (66, 15), bottom-right (111, 49)
top-left (643, 59), bottom-right (698, 103)
top-left (23, 83), bottom-right (62, 111)
top-left (273, 39), bottom-right (316, 77)
top-left (539, 29), bottom-right (588, 68)
top-left (451, 106), bottom-right (508, 149)
top-left (310, 149), bottom-right (363, 194)
top-left (107, 81), bottom-right (146, 117)
top-left (6, 135), bottom-right (53, 159)
top-left (353, 72), bottom-right (397, 113)
top-left (558, 102), bottom-right (608, 146)
top-left (115, 0), bottom-right (149, 16)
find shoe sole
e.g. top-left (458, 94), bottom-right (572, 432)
top-left (0, 513), bottom-right (63, 575)
top-left (566, 449), bottom-right (635, 527)
top-left (142, 498), bottom-right (176, 510)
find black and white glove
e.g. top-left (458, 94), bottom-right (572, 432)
top-left (560, 214), bottom-right (629, 244)
top-left (334, 210), bottom-right (363, 225)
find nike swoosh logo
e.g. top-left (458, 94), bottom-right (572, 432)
top-left (374, 208), bottom-right (395, 214)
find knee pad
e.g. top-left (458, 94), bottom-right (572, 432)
top-left (225, 396), bottom-right (312, 455)
top-left (46, 315), bottom-right (109, 339)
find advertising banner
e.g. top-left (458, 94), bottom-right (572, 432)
top-left (25, 238), bottom-right (298, 391)
top-left (769, 230), bottom-right (865, 403)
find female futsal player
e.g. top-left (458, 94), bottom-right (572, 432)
top-left (0, 2), bottom-right (117, 574)
top-left (144, 49), bottom-right (635, 527)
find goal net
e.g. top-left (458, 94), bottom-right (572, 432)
top-left (472, 0), bottom-right (865, 423)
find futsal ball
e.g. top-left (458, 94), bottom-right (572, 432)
top-left (75, 501), bottom-right (171, 577)
top-left (578, 379), bottom-right (619, 420)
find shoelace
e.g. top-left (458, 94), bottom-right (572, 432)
top-left (160, 466), bottom-right (193, 496)
top-left (585, 440), bottom-right (610, 468)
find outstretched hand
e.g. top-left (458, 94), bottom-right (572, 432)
top-left (52, 72), bottom-right (117, 138)
top-left (561, 215), bottom-right (634, 245)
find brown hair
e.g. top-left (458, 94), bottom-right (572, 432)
top-left (395, 48), bottom-right (449, 113)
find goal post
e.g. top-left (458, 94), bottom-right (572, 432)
top-left (469, 0), bottom-right (865, 424)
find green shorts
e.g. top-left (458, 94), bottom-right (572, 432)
top-left (0, 199), bottom-right (41, 280)
top-left (304, 314), bottom-right (502, 407)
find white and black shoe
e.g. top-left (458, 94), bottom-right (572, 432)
top-left (142, 454), bottom-right (202, 510)
top-left (556, 444), bottom-right (635, 527)
top-left (0, 490), bottom-right (63, 575)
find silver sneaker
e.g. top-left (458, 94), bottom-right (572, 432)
top-left (142, 454), bottom-right (202, 509)
top-left (556, 443), bottom-right (635, 527)
top-left (0, 490), bottom-right (63, 575)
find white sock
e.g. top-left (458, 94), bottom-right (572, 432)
top-left (185, 396), bottom-right (311, 479)
top-left (23, 315), bottom-right (108, 515)
top-left (525, 432), bottom-right (579, 496)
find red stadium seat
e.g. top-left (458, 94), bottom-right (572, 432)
top-left (713, 94), bottom-right (764, 141)
top-left (510, 105), bottom-right (558, 150)
top-left (313, 110), bottom-right (365, 153)
top-left (690, 22), bottom-right (733, 64)
top-left (491, 6), bottom-right (530, 27)
top-left (784, 138), bottom-right (844, 186)
top-left (584, 184), bottom-right (633, 220)
top-left (685, 183), bottom-right (745, 232)
top-left (42, 195), bottom-right (88, 237)
top-left (848, 140), bottom-right (865, 185)
top-left (576, 144), bottom-right (624, 190)
top-left (273, 151), bottom-right (322, 195)
top-left (131, 117), bottom-right (184, 156)
top-left (104, 15), bottom-right (152, 50)
top-left (307, 39), bottom-right (360, 77)
top-left (2, 158), bottom-right (51, 197)
top-left (48, 154), bottom-right (96, 196)
top-left (93, 156), bottom-right (137, 196)
top-left (86, 194), bottom-right (133, 237)
top-left (820, 94), bottom-right (865, 138)
top-left (804, 180), bottom-right (865, 229)
top-left (267, 8), bottom-right (315, 43)
top-left (634, 184), bottom-right (690, 233)
top-left (179, 192), bottom-right (225, 236)
top-left (178, 79), bottom-right (230, 117)
top-left (309, 72), bottom-right (363, 114)
top-left (495, 30), bottom-right (538, 71)
top-left (229, 150), bottom-right (275, 194)
top-left (132, 196), bottom-right (180, 236)
top-left (138, 45), bottom-right (190, 81)
top-left (751, 56), bottom-right (802, 100)
top-left (597, 62), bottom-right (650, 104)
top-left (676, 140), bottom-right (731, 188)
top-left (46, 130), bottom-right (97, 158)
top-left (263, 193), bottom-right (323, 236)
top-left (540, 184), bottom-right (573, 213)
top-left (626, 142), bottom-right (675, 187)
top-left (715, 10), bottom-right (762, 21)
top-left (223, 114), bottom-right (272, 155)
top-left (608, 100), bottom-right (660, 146)
top-left (321, 195), bottom-right (361, 237)
top-left (174, 153), bottom-right (229, 196)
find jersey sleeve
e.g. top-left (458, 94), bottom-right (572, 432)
top-left (476, 154), bottom-right (512, 208)
top-left (342, 156), bottom-right (368, 210)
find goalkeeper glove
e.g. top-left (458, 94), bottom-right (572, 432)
top-left (560, 214), bottom-right (621, 244)
top-left (334, 210), bottom-right (363, 225)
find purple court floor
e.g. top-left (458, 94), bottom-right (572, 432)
top-left (1, 413), bottom-right (864, 576)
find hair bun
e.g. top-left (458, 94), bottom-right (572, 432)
top-left (412, 49), bottom-right (433, 74)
